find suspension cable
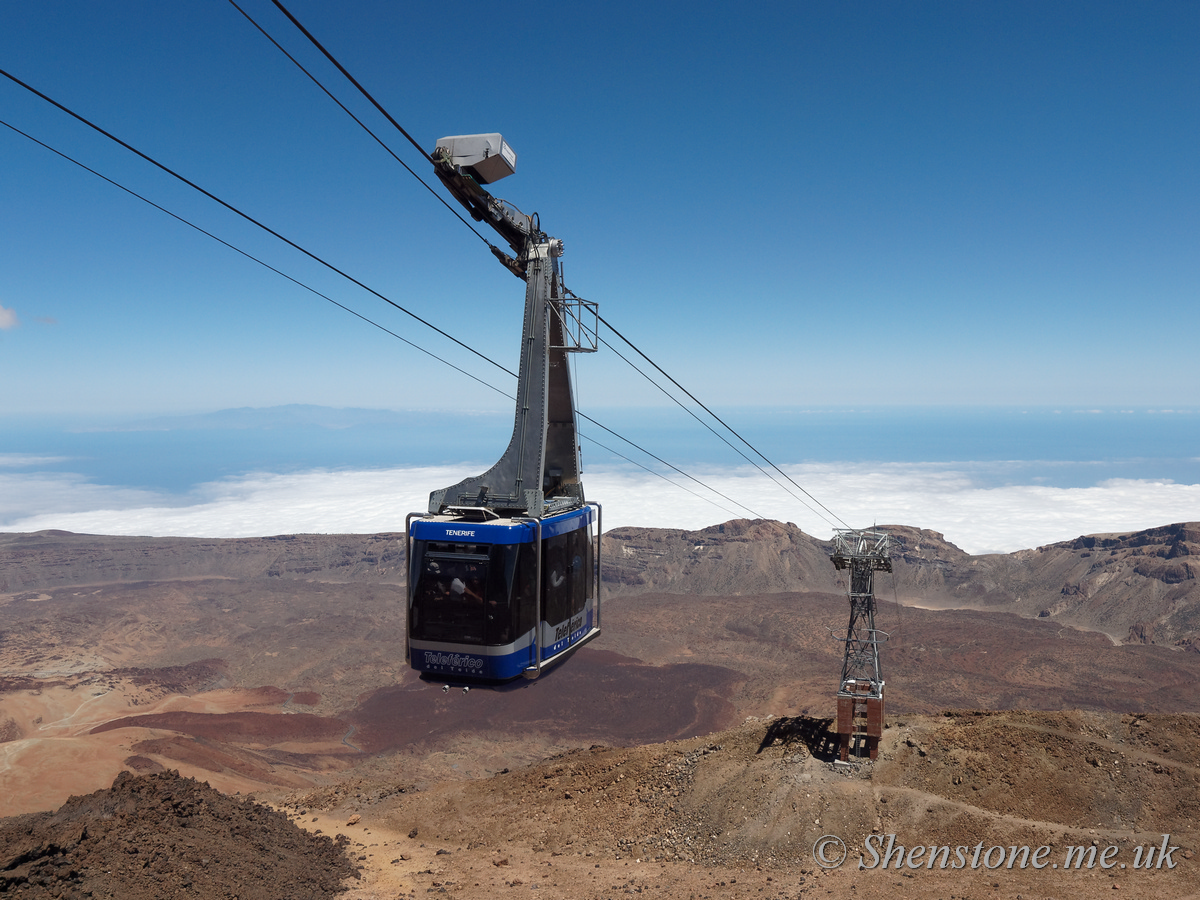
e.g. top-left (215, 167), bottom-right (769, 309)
top-left (225, 0), bottom-right (496, 253)
top-left (596, 332), bottom-right (840, 530)
top-left (0, 65), bottom-right (514, 382)
top-left (237, 1), bottom-right (782, 521)
top-left (599, 313), bottom-right (849, 529)
top-left (579, 433), bottom-right (757, 522)
top-left (269, 0), bottom-right (428, 161)
top-left (3, 111), bottom-right (765, 522)
top-left (0, 117), bottom-right (510, 401)
top-left (255, 1), bottom-right (847, 530)
top-left (6, 0), bottom-right (844, 527)
top-left (576, 410), bottom-right (768, 520)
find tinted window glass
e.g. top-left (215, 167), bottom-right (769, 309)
top-left (410, 541), bottom-right (536, 647)
top-left (510, 543), bottom-right (537, 637)
top-left (542, 522), bottom-right (593, 625)
top-left (410, 544), bottom-right (490, 644)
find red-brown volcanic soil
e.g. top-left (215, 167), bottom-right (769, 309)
top-left (84, 650), bottom-right (742, 759)
top-left (91, 709), bottom-right (351, 743)
top-left (5, 710), bottom-right (1198, 900)
top-left (275, 710), bottom-right (1197, 900)
top-left (5, 524), bottom-right (1200, 899)
top-left (0, 769), bottom-right (356, 899)
top-left (7, 584), bottom-right (1200, 817)
top-left (347, 649), bottom-right (742, 754)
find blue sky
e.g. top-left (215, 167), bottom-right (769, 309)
top-left (2, 3), bottom-right (1198, 549)
top-left (3, 0), bottom-right (1198, 416)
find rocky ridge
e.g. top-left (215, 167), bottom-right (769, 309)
top-left (601, 519), bottom-right (1200, 647)
top-left (5, 521), bottom-right (1197, 647)
top-left (0, 769), bottom-right (357, 899)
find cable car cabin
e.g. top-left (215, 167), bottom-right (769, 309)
top-left (411, 132), bottom-right (602, 683)
top-left (406, 504), bottom-right (601, 682)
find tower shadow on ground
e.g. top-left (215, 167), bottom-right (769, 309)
top-left (756, 715), bottom-right (840, 763)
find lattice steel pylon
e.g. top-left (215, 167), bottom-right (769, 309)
top-left (830, 528), bottom-right (892, 761)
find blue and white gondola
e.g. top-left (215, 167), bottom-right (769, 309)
top-left (406, 132), bottom-right (602, 683)
top-left (406, 504), bottom-right (600, 682)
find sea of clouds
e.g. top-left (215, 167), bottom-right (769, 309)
top-left (2, 457), bottom-right (1197, 555)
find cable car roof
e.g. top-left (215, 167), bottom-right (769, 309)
top-left (411, 505), bottom-right (596, 544)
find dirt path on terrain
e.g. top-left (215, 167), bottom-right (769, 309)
top-left (999, 718), bottom-right (1200, 776)
top-left (272, 713), bottom-right (1198, 900)
top-left (3, 712), bottom-right (1197, 900)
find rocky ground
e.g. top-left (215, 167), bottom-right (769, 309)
top-left (293, 710), bottom-right (1199, 900)
top-left (5, 520), bottom-right (1198, 647)
top-left (3, 523), bottom-right (1200, 898)
top-left (602, 519), bottom-right (1200, 647)
top-left (7, 585), bottom-right (1200, 819)
top-left (0, 769), bottom-right (356, 898)
top-left (11, 708), bottom-right (1191, 900)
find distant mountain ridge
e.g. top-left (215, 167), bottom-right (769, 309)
top-left (602, 519), bottom-right (1200, 649)
top-left (0, 531), bottom-right (408, 589)
top-left (2, 519), bottom-right (1196, 648)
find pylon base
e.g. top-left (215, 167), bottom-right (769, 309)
top-left (836, 684), bottom-right (883, 761)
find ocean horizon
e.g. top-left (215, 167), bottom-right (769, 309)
top-left (3, 405), bottom-right (1197, 555)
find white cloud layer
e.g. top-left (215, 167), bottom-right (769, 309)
top-left (2, 463), bottom-right (1197, 555)
top-left (0, 304), bottom-right (18, 330)
top-left (0, 454), bottom-right (71, 469)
